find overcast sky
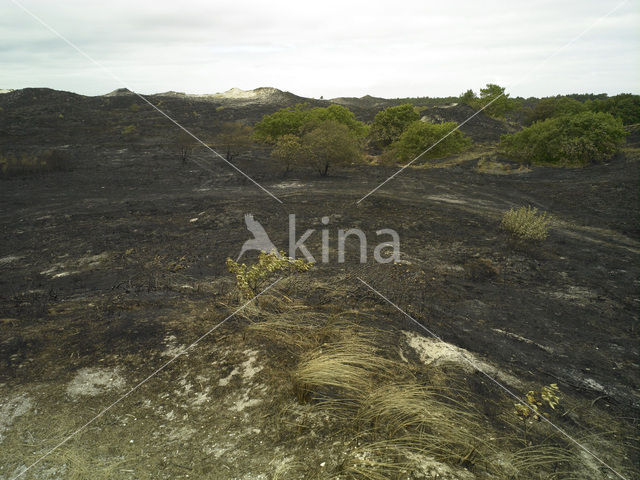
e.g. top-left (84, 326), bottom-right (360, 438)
top-left (1, 0), bottom-right (638, 99)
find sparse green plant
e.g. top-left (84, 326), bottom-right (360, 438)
top-left (214, 121), bottom-right (254, 161)
top-left (226, 250), bottom-right (313, 297)
top-left (0, 149), bottom-right (68, 178)
top-left (174, 130), bottom-right (195, 164)
top-left (514, 384), bottom-right (561, 445)
top-left (501, 206), bottom-right (552, 241)
top-left (129, 102), bottom-right (140, 112)
top-left (121, 124), bottom-right (137, 135)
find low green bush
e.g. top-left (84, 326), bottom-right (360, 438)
top-left (390, 121), bottom-right (471, 163)
top-left (524, 96), bottom-right (586, 125)
top-left (500, 111), bottom-right (627, 167)
top-left (501, 206), bottom-right (551, 241)
top-left (368, 104), bottom-right (420, 149)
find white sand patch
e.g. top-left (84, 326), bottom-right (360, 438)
top-left (0, 255), bottom-right (22, 265)
top-left (77, 252), bottom-right (109, 267)
top-left (240, 350), bottom-right (263, 380)
top-left (230, 391), bottom-right (263, 412)
top-left (218, 350), bottom-right (262, 386)
top-left (219, 367), bottom-right (240, 387)
top-left (407, 452), bottom-right (475, 479)
top-left (272, 181), bottom-right (306, 189)
top-left (0, 394), bottom-right (33, 444)
top-left (426, 195), bottom-right (467, 205)
top-left (66, 367), bottom-right (126, 397)
top-left (546, 285), bottom-right (597, 306)
top-left (403, 331), bottom-right (522, 388)
top-left (40, 252), bottom-right (108, 278)
top-left (161, 335), bottom-right (187, 358)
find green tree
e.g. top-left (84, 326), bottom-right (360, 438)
top-left (253, 104), bottom-right (310, 143)
top-left (459, 89), bottom-right (477, 107)
top-left (524, 96), bottom-right (586, 125)
top-left (301, 120), bottom-right (363, 176)
top-left (479, 84), bottom-right (517, 118)
top-left (587, 93), bottom-right (640, 125)
top-left (254, 103), bottom-right (367, 143)
top-left (500, 111), bottom-right (627, 166)
top-left (306, 104), bottom-right (369, 138)
top-left (391, 121), bottom-right (471, 163)
top-left (270, 134), bottom-right (309, 175)
top-left (215, 121), bottom-right (254, 161)
top-left (368, 104), bottom-right (420, 149)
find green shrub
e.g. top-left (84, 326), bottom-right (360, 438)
top-left (390, 121), bottom-right (471, 163)
top-left (524, 96), bottom-right (586, 125)
top-left (270, 133), bottom-right (309, 174)
top-left (301, 120), bottom-right (364, 176)
top-left (501, 206), bottom-right (552, 241)
top-left (0, 149), bottom-right (68, 178)
top-left (254, 103), bottom-right (367, 143)
top-left (500, 111), bottom-right (627, 166)
top-left (368, 104), bottom-right (419, 149)
top-left (460, 84), bottom-right (519, 118)
top-left (587, 93), bottom-right (640, 125)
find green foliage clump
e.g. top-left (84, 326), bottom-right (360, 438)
top-left (524, 96), bottom-right (586, 125)
top-left (368, 104), bottom-right (420, 149)
top-left (1, 149), bottom-right (68, 178)
top-left (270, 133), bottom-right (308, 175)
top-left (501, 206), bottom-right (552, 241)
top-left (500, 111), bottom-right (627, 166)
top-left (254, 103), bottom-right (367, 143)
top-left (587, 93), bottom-right (640, 125)
top-left (301, 120), bottom-right (364, 176)
top-left (226, 251), bottom-right (313, 297)
top-left (390, 121), bottom-right (471, 163)
top-left (460, 84), bottom-right (519, 118)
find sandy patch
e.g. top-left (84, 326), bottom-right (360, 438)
top-left (66, 367), bottom-right (126, 398)
top-left (403, 331), bottom-right (522, 388)
top-left (0, 256), bottom-right (22, 266)
top-left (426, 195), bottom-right (467, 205)
top-left (0, 394), bottom-right (33, 444)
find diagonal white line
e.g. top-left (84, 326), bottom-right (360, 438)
top-left (9, 0), bottom-right (282, 204)
top-left (9, 278), bottom-right (282, 480)
top-left (356, 277), bottom-right (629, 480)
top-left (357, 0), bottom-right (630, 204)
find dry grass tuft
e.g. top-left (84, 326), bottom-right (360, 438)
top-left (292, 337), bottom-right (401, 403)
top-left (357, 383), bottom-right (487, 465)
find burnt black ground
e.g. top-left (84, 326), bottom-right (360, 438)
top-left (0, 89), bottom-right (639, 477)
